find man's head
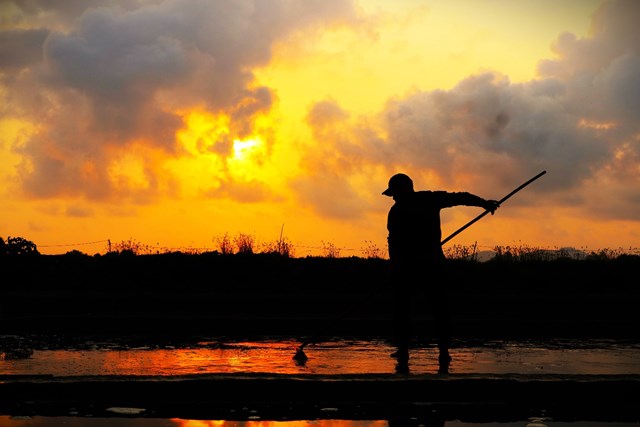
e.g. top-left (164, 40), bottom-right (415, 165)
top-left (382, 173), bottom-right (414, 197)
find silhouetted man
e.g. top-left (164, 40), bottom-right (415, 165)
top-left (382, 173), bottom-right (499, 371)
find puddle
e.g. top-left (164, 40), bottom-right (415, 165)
top-left (1, 337), bottom-right (638, 426)
top-left (0, 415), bottom-right (637, 427)
top-left (1, 336), bottom-right (639, 376)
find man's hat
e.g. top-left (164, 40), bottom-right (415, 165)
top-left (382, 173), bottom-right (413, 196)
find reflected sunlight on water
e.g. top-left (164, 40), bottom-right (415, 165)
top-left (1, 338), bottom-right (639, 377)
top-left (1, 338), bottom-right (639, 427)
top-left (174, 421), bottom-right (387, 427)
top-left (0, 415), bottom-right (636, 427)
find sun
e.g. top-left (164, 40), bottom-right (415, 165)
top-left (228, 136), bottom-right (271, 179)
top-left (232, 137), bottom-right (261, 160)
top-left (174, 110), bottom-right (283, 188)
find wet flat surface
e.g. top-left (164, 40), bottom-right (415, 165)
top-left (1, 336), bottom-right (640, 425)
top-left (2, 416), bottom-right (638, 426)
top-left (1, 336), bottom-right (640, 376)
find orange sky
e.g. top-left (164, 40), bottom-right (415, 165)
top-left (1, 0), bottom-right (639, 257)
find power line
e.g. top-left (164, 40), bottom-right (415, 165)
top-left (38, 239), bottom-right (110, 248)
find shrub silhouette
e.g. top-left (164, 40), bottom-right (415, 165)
top-left (0, 236), bottom-right (40, 256)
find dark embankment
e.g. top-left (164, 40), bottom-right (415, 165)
top-left (1, 252), bottom-right (638, 341)
top-left (2, 373), bottom-right (640, 423)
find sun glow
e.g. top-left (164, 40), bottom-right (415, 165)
top-left (177, 110), bottom-right (231, 156)
top-left (233, 137), bottom-right (261, 160)
top-left (172, 109), bottom-right (287, 198)
top-left (228, 135), bottom-right (274, 181)
top-left (108, 148), bottom-right (150, 191)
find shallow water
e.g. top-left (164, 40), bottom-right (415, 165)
top-left (2, 337), bottom-right (639, 426)
top-left (1, 336), bottom-right (639, 376)
top-left (0, 415), bottom-right (637, 427)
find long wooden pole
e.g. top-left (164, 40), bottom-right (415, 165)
top-left (441, 170), bottom-right (547, 246)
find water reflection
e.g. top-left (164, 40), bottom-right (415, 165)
top-left (174, 422), bottom-right (387, 427)
top-left (0, 416), bottom-right (637, 427)
top-left (2, 338), bottom-right (638, 427)
top-left (1, 337), bottom-right (639, 377)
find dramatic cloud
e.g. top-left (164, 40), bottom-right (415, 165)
top-left (1, 0), bottom-right (358, 201)
top-left (0, 29), bottom-right (48, 69)
top-left (298, 0), bottom-right (640, 222)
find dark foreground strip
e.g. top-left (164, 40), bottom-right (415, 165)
top-left (1, 373), bottom-right (639, 423)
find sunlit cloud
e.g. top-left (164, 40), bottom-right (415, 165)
top-left (294, 0), bottom-right (640, 225)
top-left (1, 0), bottom-right (357, 203)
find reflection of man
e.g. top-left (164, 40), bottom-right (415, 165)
top-left (389, 412), bottom-right (445, 427)
top-left (382, 173), bottom-right (499, 370)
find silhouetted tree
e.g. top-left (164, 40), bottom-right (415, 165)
top-left (0, 236), bottom-right (40, 256)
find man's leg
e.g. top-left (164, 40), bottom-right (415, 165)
top-left (391, 263), bottom-right (413, 357)
top-left (433, 299), bottom-right (452, 359)
top-left (430, 283), bottom-right (452, 374)
top-left (392, 284), bottom-right (412, 352)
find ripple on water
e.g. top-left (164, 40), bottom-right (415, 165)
top-left (1, 336), bottom-right (639, 376)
